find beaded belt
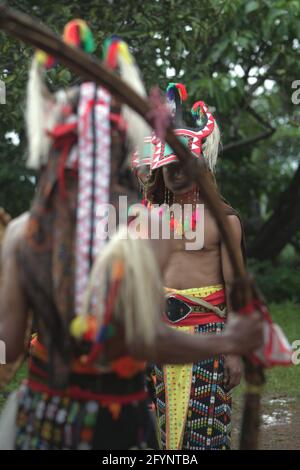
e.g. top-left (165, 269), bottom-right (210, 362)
top-left (164, 289), bottom-right (227, 327)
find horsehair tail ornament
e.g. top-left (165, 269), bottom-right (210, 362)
top-left (0, 2), bottom-right (264, 450)
top-left (101, 35), bottom-right (150, 161)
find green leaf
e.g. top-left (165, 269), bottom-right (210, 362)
top-left (245, 1), bottom-right (259, 14)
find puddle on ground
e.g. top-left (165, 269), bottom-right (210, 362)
top-left (262, 397), bottom-right (294, 426)
top-left (232, 395), bottom-right (300, 449)
top-left (262, 410), bottom-right (292, 426)
top-left (268, 397), bottom-right (295, 405)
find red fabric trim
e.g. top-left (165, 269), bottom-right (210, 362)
top-left (26, 378), bottom-right (148, 404)
top-left (109, 112), bottom-right (127, 131)
top-left (29, 358), bottom-right (49, 379)
top-left (48, 123), bottom-right (77, 199)
top-left (30, 339), bottom-right (108, 376)
top-left (238, 301), bottom-right (255, 315)
top-left (48, 122), bottom-right (77, 139)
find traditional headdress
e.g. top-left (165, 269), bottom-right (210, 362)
top-left (131, 83), bottom-right (188, 185)
top-left (151, 97), bottom-right (220, 173)
top-left (25, 23), bottom-right (162, 377)
top-left (26, 19), bottom-right (96, 170)
top-left (103, 36), bottom-right (151, 160)
top-left (131, 136), bottom-right (153, 170)
top-left (71, 37), bottom-right (160, 347)
top-left (73, 35), bottom-right (151, 317)
top-left (191, 101), bottom-right (220, 172)
top-left (63, 18), bottom-right (95, 53)
top-left (166, 82), bottom-right (188, 126)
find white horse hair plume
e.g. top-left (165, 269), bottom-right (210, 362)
top-left (202, 120), bottom-right (221, 173)
top-left (81, 227), bottom-right (163, 348)
top-left (26, 58), bottom-right (69, 170)
top-left (117, 53), bottom-right (151, 165)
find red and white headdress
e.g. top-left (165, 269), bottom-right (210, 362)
top-left (151, 100), bottom-right (220, 173)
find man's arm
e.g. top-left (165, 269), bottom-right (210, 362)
top-left (129, 311), bottom-right (263, 363)
top-left (221, 214), bottom-right (244, 391)
top-left (0, 213), bottom-right (30, 363)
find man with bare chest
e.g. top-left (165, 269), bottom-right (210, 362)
top-left (0, 32), bottom-right (266, 450)
top-left (146, 100), bottom-right (243, 450)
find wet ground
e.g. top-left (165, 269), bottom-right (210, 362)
top-left (232, 394), bottom-right (300, 450)
top-left (1, 389), bottom-right (300, 450)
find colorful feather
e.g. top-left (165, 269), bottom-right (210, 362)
top-left (63, 19), bottom-right (95, 53)
top-left (166, 82), bottom-right (188, 103)
top-left (103, 36), bottom-right (133, 69)
top-left (35, 19), bottom-right (94, 70)
top-left (191, 100), bottom-right (207, 126)
top-left (35, 49), bottom-right (56, 69)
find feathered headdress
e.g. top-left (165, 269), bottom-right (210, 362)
top-left (26, 19), bottom-right (95, 170)
top-left (63, 18), bottom-right (95, 53)
top-left (150, 97), bottom-right (220, 173)
top-left (191, 101), bottom-right (220, 172)
top-left (166, 82), bottom-right (188, 126)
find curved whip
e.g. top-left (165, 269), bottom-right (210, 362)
top-left (0, 2), bottom-right (264, 449)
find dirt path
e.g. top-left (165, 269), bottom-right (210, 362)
top-left (1, 389), bottom-right (300, 450)
top-left (232, 394), bottom-right (300, 450)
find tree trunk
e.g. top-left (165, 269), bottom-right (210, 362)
top-left (248, 164), bottom-right (300, 260)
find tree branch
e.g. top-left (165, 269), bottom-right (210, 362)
top-left (245, 105), bottom-right (275, 132)
top-left (222, 128), bottom-right (275, 154)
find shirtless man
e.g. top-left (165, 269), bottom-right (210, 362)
top-left (0, 46), bottom-right (261, 450)
top-left (0, 197), bottom-right (261, 451)
top-left (145, 100), bottom-right (245, 450)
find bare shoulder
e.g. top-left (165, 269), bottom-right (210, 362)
top-left (5, 212), bottom-right (29, 238)
top-left (226, 214), bottom-right (242, 241)
top-left (2, 212), bottom-right (30, 259)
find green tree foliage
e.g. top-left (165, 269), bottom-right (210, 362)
top-left (0, 0), bottom-right (300, 259)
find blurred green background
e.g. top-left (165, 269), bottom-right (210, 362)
top-left (0, 1), bottom-right (300, 448)
top-left (1, 0), bottom-right (300, 302)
